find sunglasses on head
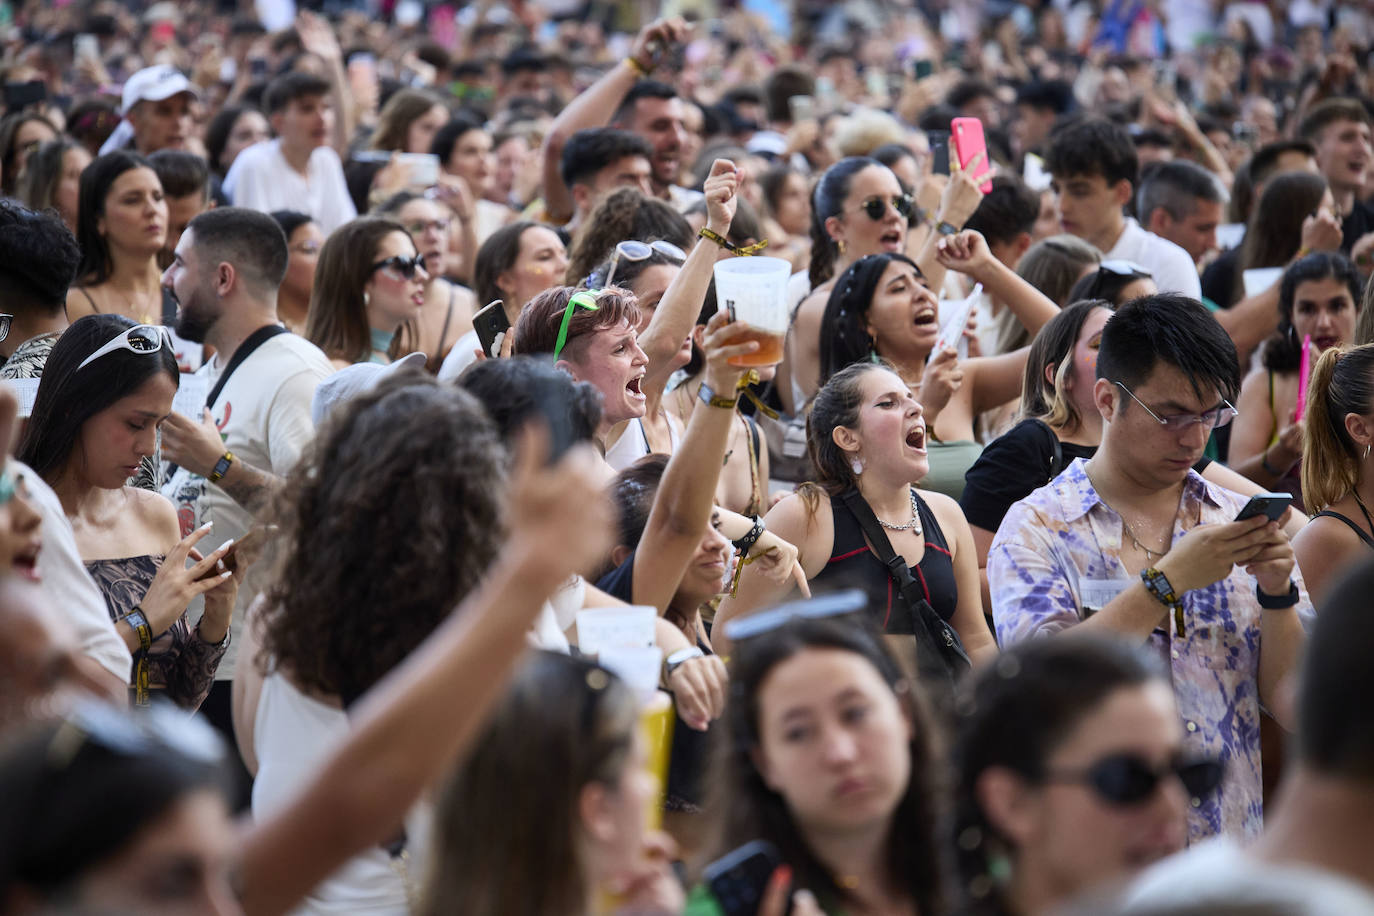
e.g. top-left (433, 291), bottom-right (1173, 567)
top-left (76, 324), bottom-right (168, 371)
top-left (1044, 753), bottom-right (1225, 806)
top-left (721, 589), bottom-right (867, 642)
top-left (370, 254), bottom-right (428, 280)
top-left (850, 194), bottom-right (915, 221)
top-left (553, 288), bottom-right (604, 359)
top-left (599, 239), bottom-right (687, 288)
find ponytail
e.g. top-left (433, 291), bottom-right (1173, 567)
top-left (1302, 344), bottom-right (1374, 512)
top-left (805, 157), bottom-right (884, 291)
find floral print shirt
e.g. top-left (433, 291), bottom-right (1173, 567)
top-left (988, 459), bottom-right (1315, 842)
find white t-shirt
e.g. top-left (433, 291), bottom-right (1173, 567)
top-left (1107, 217), bottom-right (1203, 299)
top-left (1120, 838), bottom-right (1374, 914)
top-left (223, 139), bottom-right (357, 234)
top-left (162, 332), bottom-right (333, 680)
top-left (18, 461), bottom-right (131, 682)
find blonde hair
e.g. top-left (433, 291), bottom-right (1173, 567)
top-left (1302, 344), bottom-right (1374, 511)
top-left (834, 109), bottom-right (907, 158)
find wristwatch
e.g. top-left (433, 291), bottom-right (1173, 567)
top-left (1256, 581), bottom-right (1300, 610)
top-left (1140, 567), bottom-right (1187, 636)
top-left (697, 382), bottom-right (738, 410)
top-left (936, 220), bottom-right (960, 236)
top-left (664, 646), bottom-right (705, 681)
top-left (208, 451), bottom-right (235, 483)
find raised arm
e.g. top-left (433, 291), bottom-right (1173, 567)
top-left (629, 312), bottom-right (752, 613)
top-left (638, 159), bottom-right (738, 390)
top-left (237, 431), bottom-right (615, 916)
top-left (539, 19), bottom-right (688, 224)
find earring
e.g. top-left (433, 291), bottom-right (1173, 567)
top-left (837, 239), bottom-right (847, 256)
top-left (363, 291), bottom-right (370, 308)
top-left (851, 456), bottom-right (863, 476)
top-left (1366, 444), bottom-right (1371, 460)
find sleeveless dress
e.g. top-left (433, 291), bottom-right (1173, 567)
top-left (86, 555), bottom-right (227, 710)
top-left (811, 489), bottom-right (959, 631)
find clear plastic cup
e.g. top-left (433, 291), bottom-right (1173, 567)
top-left (713, 256), bottom-right (792, 367)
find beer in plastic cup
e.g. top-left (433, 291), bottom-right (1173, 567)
top-left (713, 256), bottom-right (791, 367)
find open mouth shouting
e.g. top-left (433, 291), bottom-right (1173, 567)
top-left (13, 540), bottom-right (40, 582)
top-left (904, 422), bottom-right (927, 454)
top-left (913, 305), bottom-right (937, 329)
top-left (626, 372), bottom-right (646, 402)
top-left (879, 228), bottom-right (903, 251)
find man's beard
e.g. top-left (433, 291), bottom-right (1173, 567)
top-left (173, 292), bottom-right (215, 344)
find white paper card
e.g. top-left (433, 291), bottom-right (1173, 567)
top-left (1081, 578), bottom-right (1131, 616)
top-left (598, 647), bottom-right (663, 704)
top-left (172, 372), bottom-right (210, 421)
top-left (575, 605), bottom-right (656, 656)
top-left (5, 378), bottom-right (39, 418)
top-left (1242, 267), bottom-right (1284, 299)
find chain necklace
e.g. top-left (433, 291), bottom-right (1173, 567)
top-left (875, 488), bottom-right (923, 535)
top-left (1119, 517), bottom-right (1165, 561)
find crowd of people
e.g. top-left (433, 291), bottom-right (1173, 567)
top-left (3, 0), bottom-right (1374, 913)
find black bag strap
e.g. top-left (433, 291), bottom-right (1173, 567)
top-left (834, 488), bottom-right (971, 675)
top-left (206, 324), bottom-right (288, 410)
top-left (1033, 418), bottom-right (1065, 482)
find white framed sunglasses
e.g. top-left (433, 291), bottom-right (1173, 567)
top-left (597, 239), bottom-right (688, 288)
top-left (76, 324), bottom-right (170, 371)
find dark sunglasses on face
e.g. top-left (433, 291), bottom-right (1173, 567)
top-left (1044, 753), bottom-right (1225, 807)
top-left (852, 194), bottom-right (915, 221)
top-left (370, 255), bottom-right (427, 279)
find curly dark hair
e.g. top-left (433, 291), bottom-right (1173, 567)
top-left (258, 369), bottom-right (507, 706)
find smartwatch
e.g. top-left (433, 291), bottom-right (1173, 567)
top-left (209, 451), bottom-right (235, 483)
top-left (663, 646), bottom-right (705, 683)
top-left (1256, 581), bottom-right (1300, 610)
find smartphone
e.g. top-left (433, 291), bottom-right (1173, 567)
top-left (951, 117), bottom-right (994, 193)
top-left (472, 299), bottom-right (510, 358)
top-left (2, 80), bottom-right (45, 110)
top-left (74, 33), bottom-right (99, 63)
top-left (1234, 492), bottom-right (1292, 523)
top-left (928, 129), bottom-right (951, 177)
top-left (788, 94), bottom-right (814, 122)
top-left (703, 839), bottom-right (786, 916)
top-left (913, 58), bottom-right (934, 80)
top-left (527, 371), bottom-right (579, 465)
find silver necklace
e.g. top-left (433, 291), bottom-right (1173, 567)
top-left (876, 488), bottom-right (923, 535)
top-left (1119, 517), bottom-right (1165, 561)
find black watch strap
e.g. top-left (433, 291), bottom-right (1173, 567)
top-left (1256, 581), bottom-right (1300, 610)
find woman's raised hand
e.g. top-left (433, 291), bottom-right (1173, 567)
top-left (703, 158), bottom-right (741, 235)
top-left (935, 228), bottom-right (997, 280)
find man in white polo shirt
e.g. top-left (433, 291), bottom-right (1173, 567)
top-left (222, 72), bottom-right (355, 233)
top-left (1046, 117), bottom-right (1202, 298)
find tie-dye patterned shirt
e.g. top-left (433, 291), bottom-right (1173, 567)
top-left (988, 459), bottom-right (1314, 842)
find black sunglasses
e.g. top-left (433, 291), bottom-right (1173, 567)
top-left (370, 255), bottom-right (427, 279)
top-left (851, 194), bottom-right (915, 221)
top-left (1044, 753), bottom-right (1225, 806)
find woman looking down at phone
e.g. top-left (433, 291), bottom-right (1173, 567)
top-left (17, 316), bottom-right (240, 709)
top-left (306, 216), bottom-right (430, 368)
top-left (715, 362), bottom-right (997, 673)
top-left (816, 239), bottom-right (1060, 499)
top-left (685, 602), bottom-right (948, 916)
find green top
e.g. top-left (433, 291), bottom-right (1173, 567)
top-left (369, 327), bottom-right (395, 364)
top-left (919, 438), bottom-right (983, 501)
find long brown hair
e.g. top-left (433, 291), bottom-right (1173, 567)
top-left (305, 217), bottom-right (408, 364)
top-left (368, 89), bottom-right (446, 153)
top-left (798, 361), bottom-right (890, 513)
top-left (1302, 344), bottom-right (1374, 512)
top-left (420, 652), bottom-right (638, 916)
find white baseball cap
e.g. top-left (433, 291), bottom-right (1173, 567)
top-left (310, 352), bottom-right (429, 426)
top-left (120, 64), bottom-right (197, 113)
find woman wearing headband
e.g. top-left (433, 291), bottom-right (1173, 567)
top-left (17, 315), bottom-right (240, 709)
top-left (306, 217), bottom-right (431, 368)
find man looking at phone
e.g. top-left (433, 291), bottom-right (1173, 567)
top-left (989, 295), bottom-right (1311, 843)
top-left (158, 207), bottom-right (333, 736)
top-left (1045, 117), bottom-right (1202, 298)
top-left (540, 18), bottom-right (702, 222)
top-left (222, 72), bottom-right (356, 233)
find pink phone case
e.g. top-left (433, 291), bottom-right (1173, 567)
top-left (951, 117), bottom-right (993, 193)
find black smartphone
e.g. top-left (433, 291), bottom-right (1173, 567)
top-left (703, 839), bottom-right (786, 916)
top-left (912, 58), bottom-right (934, 80)
top-left (3, 80), bottom-right (46, 110)
top-left (928, 129), bottom-right (951, 176)
top-left (471, 299), bottom-right (510, 358)
top-left (1235, 492), bottom-right (1292, 523)
top-left (527, 372), bottom-right (578, 466)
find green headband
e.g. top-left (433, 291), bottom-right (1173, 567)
top-left (553, 289), bottom-right (602, 360)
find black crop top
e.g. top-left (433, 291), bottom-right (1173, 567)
top-left (812, 489), bottom-right (959, 631)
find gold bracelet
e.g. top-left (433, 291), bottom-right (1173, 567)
top-left (623, 56), bottom-right (649, 78)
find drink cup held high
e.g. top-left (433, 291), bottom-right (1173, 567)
top-left (713, 256), bottom-right (791, 367)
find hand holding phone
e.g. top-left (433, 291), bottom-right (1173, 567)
top-left (951, 117), bottom-right (993, 193)
top-left (704, 840), bottom-right (786, 916)
top-left (1234, 492), bottom-right (1292, 524)
top-left (472, 299), bottom-right (510, 359)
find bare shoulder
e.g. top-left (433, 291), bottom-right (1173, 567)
top-left (918, 488), bottom-right (972, 538)
top-left (66, 286), bottom-right (96, 319)
top-left (1294, 512), bottom-right (1363, 553)
top-left (767, 489), bottom-right (833, 575)
top-left (123, 487), bottom-right (183, 549)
